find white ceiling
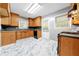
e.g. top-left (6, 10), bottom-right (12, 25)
top-left (11, 3), bottom-right (71, 18)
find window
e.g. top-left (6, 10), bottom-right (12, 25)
top-left (42, 18), bottom-right (49, 31)
top-left (55, 14), bottom-right (70, 28)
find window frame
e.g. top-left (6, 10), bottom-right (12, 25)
top-left (55, 13), bottom-right (71, 29)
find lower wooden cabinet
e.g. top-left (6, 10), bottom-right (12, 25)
top-left (37, 30), bottom-right (42, 38)
top-left (16, 31), bottom-right (22, 40)
top-left (1, 30), bottom-right (40, 46)
top-left (1, 31), bottom-right (16, 46)
top-left (28, 30), bottom-right (34, 37)
top-left (10, 31), bottom-right (16, 43)
top-left (16, 30), bottom-right (34, 40)
top-left (58, 36), bottom-right (79, 56)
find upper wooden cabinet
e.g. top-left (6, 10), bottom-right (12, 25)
top-left (1, 12), bottom-right (20, 26)
top-left (28, 18), bottom-right (34, 27)
top-left (28, 16), bottom-right (42, 27)
top-left (0, 3), bottom-right (10, 16)
top-left (34, 16), bottom-right (41, 26)
top-left (11, 12), bottom-right (20, 26)
top-left (1, 16), bottom-right (11, 25)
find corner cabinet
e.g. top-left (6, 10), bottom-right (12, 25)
top-left (34, 16), bottom-right (41, 27)
top-left (28, 16), bottom-right (42, 27)
top-left (58, 35), bottom-right (79, 56)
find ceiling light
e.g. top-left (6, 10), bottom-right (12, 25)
top-left (29, 4), bottom-right (41, 14)
top-left (24, 3), bottom-right (33, 11)
top-left (24, 3), bottom-right (41, 14)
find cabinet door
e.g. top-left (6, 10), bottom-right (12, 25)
top-left (1, 31), bottom-right (11, 46)
top-left (0, 3), bottom-right (8, 9)
top-left (0, 3), bottom-right (10, 16)
top-left (10, 31), bottom-right (16, 43)
top-left (37, 30), bottom-right (41, 38)
top-left (28, 18), bottom-right (34, 27)
top-left (72, 38), bottom-right (79, 56)
top-left (16, 31), bottom-right (22, 40)
top-left (34, 17), bottom-right (41, 26)
top-left (31, 30), bottom-right (34, 37)
top-left (1, 16), bottom-right (11, 25)
top-left (59, 36), bottom-right (73, 56)
top-left (29, 30), bottom-right (34, 37)
top-left (11, 13), bottom-right (19, 26)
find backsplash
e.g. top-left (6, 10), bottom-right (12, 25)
top-left (1, 25), bottom-right (17, 30)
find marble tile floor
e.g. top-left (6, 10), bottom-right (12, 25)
top-left (0, 37), bottom-right (57, 56)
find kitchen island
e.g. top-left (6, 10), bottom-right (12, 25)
top-left (58, 32), bottom-right (79, 56)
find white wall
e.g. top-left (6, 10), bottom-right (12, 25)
top-left (42, 7), bottom-right (71, 41)
top-left (48, 16), bottom-right (71, 41)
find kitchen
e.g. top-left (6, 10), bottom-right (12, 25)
top-left (0, 3), bottom-right (79, 56)
top-left (0, 3), bottom-right (42, 46)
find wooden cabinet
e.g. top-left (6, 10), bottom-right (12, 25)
top-left (16, 30), bottom-right (34, 40)
top-left (70, 3), bottom-right (79, 25)
top-left (0, 3), bottom-right (10, 16)
top-left (10, 31), bottom-right (16, 43)
top-left (72, 12), bottom-right (79, 24)
top-left (1, 16), bottom-right (11, 25)
top-left (16, 31), bottom-right (22, 40)
top-left (11, 13), bottom-right (20, 26)
top-left (28, 30), bottom-right (34, 37)
top-left (1, 31), bottom-right (11, 46)
top-left (34, 16), bottom-right (41, 26)
top-left (37, 30), bottom-right (42, 38)
top-left (21, 30), bottom-right (26, 38)
top-left (0, 3), bottom-right (11, 25)
top-left (1, 31), bottom-right (16, 46)
top-left (58, 35), bottom-right (79, 56)
top-left (28, 16), bottom-right (41, 27)
top-left (28, 18), bottom-right (34, 27)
